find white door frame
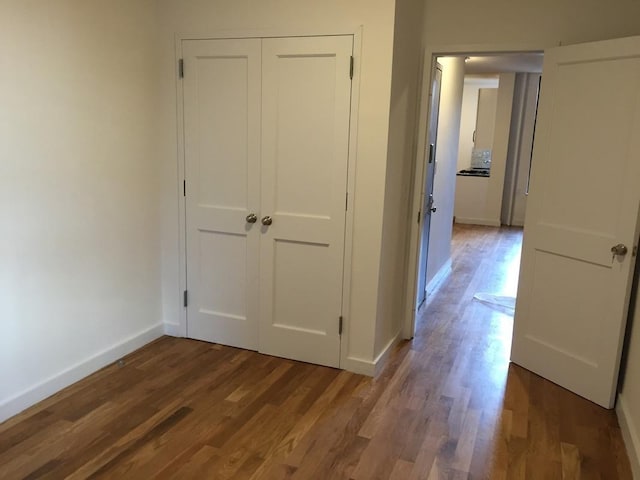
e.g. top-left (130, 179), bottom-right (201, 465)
top-left (403, 42), bottom-right (547, 339)
top-left (174, 28), bottom-right (362, 370)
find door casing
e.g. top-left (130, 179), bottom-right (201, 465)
top-left (405, 43), bottom-right (547, 340)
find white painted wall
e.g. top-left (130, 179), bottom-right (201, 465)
top-left (502, 73), bottom-right (540, 227)
top-left (0, 0), bottom-right (162, 422)
top-left (375, 0), bottom-right (425, 358)
top-left (155, 0), bottom-right (397, 370)
top-left (511, 73), bottom-right (540, 226)
top-left (454, 73), bottom-right (514, 226)
top-left (456, 77), bottom-right (500, 171)
top-left (484, 73), bottom-right (514, 226)
top-left (424, 57), bottom-right (465, 288)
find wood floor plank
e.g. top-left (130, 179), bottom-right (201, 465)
top-left (0, 225), bottom-right (633, 479)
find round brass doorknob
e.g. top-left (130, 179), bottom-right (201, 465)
top-left (246, 213), bottom-right (258, 224)
top-left (261, 216), bottom-right (273, 226)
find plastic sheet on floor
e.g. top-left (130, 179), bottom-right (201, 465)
top-left (473, 293), bottom-right (516, 312)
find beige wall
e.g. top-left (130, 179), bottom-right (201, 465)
top-left (423, 0), bottom-right (640, 49)
top-left (375, 0), bottom-right (426, 357)
top-left (155, 0), bottom-right (397, 367)
top-left (0, 0), bottom-right (161, 421)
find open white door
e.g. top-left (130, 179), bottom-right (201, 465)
top-left (416, 65), bottom-right (443, 309)
top-left (512, 36), bottom-right (640, 408)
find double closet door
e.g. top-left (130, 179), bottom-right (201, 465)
top-left (182, 36), bottom-right (353, 368)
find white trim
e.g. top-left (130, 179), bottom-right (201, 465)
top-left (0, 323), bottom-right (164, 423)
top-left (372, 332), bottom-right (401, 376)
top-left (342, 331), bottom-right (401, 377)
top-left (339, 27), bottom-right (363, 370)
top-left (176, 26), bottom-right (364, 42)
top-left (454, 217), bottom-right (502, 227)
top-left (164, 322), bottom-right (183, 337)
top-left (176, 35), bottom-right (188, 338)
top-left (403, 42), bottom-right (548, 341)
top-left (426, 43), bottom-right (548, 56)
top-left (175, 29), bottom-right (362, 370)
top-left (342, 356), bottom-right (376, 376)
top-left (426, 258), bottom-right (453, 297)
top-left (617, 394), bottom-right (640, 479)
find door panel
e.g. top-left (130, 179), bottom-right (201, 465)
top-left (183, 39), bottom-right (261, 350)
top-left (197, 231), bottom-right (248, 317)
top-left (417, 65), bottom-right (443, 307)
top-left (512, 36), bottom-right (640, 408)
top-left (259, 36), bottom-right (352, 367)
top-left (272, 54), bottom-right (336, 218)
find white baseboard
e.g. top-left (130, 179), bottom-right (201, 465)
top-left (426, 259), bottom-right (452, 298)
top-left (164, 322), bottom-right (183, 337)
top-left (343, 331), bottom-right (401, 377)
top-left (617, 395), bottom-right (640, 479)
top-left (372, 332), bottom-right (401, 376)
top-left (0, 323), bottom-right (164, 423)
top-left (342, 356), bottom-right (376, 376)
top-left (454, 217), bottom-right (501, 227)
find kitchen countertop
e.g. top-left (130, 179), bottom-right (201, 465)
top-left (456, 168), bottom-right (490, 177)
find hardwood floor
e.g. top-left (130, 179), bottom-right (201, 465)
top-left (0, 225), bottom-right (632, 479)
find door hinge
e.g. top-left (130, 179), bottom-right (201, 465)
top-left (183, 290), bottom-right (188, 307)
top-left (179, 59), bottom-right (184, 78)
top-left (349, 56), bottom-right (354, 80)
top-left (339, 316), bottom-right (343, 335)
top-left (345, 192), bottom-right (349, 211)
top-left (183, 180), bottom-right (186, 197)
top-left (417, 210), bottom-right (421, 224)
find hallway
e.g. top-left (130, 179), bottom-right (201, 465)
top-left (0, 226), bottom-right (632, 479)
top-left (410, 224), bottom-right (630, 478)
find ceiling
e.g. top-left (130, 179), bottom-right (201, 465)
top-left (462, 53), bottom-right (544, 74)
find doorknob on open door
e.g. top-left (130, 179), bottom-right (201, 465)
top-left (261, 216), bottom-right (273, 226)
top-left (611, 243), bottom-right (628, 259)
top-left (427, 194), bottom-right (436, 214)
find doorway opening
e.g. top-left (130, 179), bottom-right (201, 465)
top-left (409, 51), bottom-right (543, 338)
top-left (407, 36), bottom-right (640, 410)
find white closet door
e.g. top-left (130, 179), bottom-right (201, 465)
top-left (183, 39), bottom-right (261, 350)
top-left (259, 36), bottom-right (353, 367)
